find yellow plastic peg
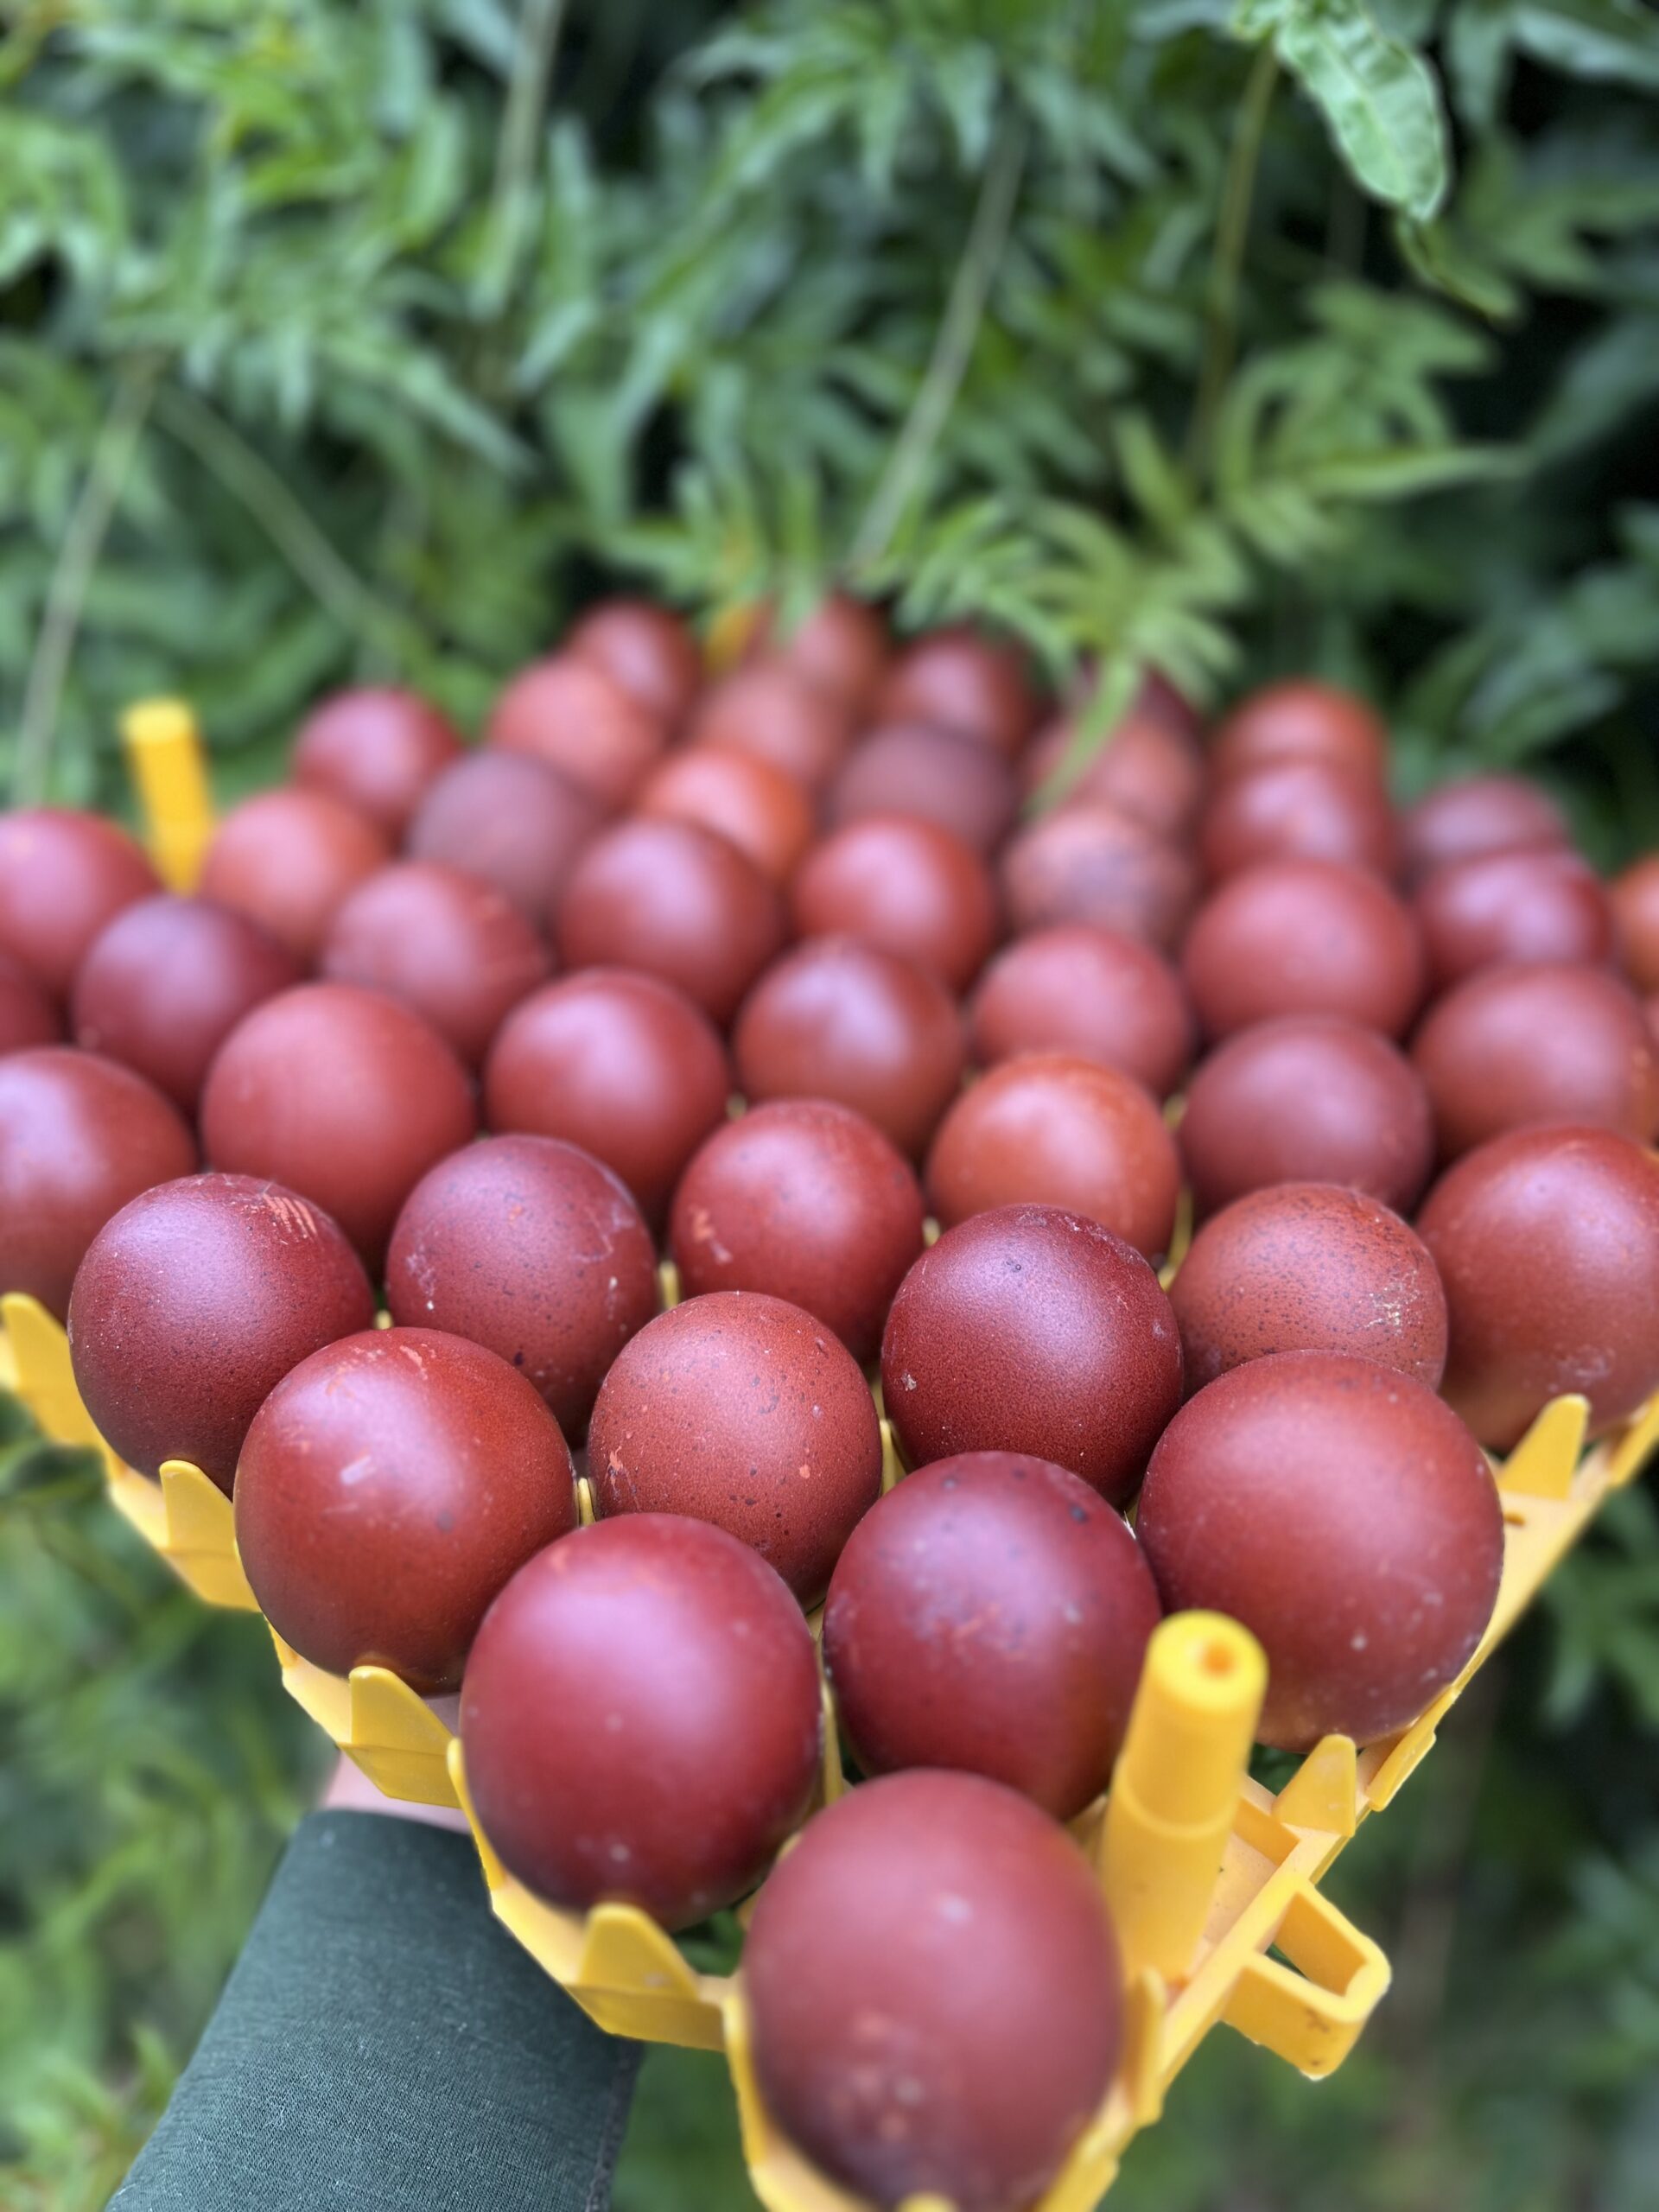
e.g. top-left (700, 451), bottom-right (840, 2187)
top-left (120, 697), bottom-right (214, 890)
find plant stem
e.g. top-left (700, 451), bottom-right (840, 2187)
top-left (478, 0), bottom-right (569, 316)
top-left (1185, 41), bottom-right (1281, 481)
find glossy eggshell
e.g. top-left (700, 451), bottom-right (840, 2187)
top-left (1198, 759), bottom-right (1399, 882)
top-left (745, 1770), bottom-right (1122, 2212)
top-left (234, 1328), bottom-right (575, 1693)
top-left (405, 750), bottom-right (605, 932)
top-left (200, 982), bottom-right (476, 1267)
top-left (67, 1173), bottom-right (376, 1490)
top-left (0, 808), bottom-right (160, 999)
top-left (1400, 773), bottom-right (1570, 881)
top-left (823, 1452), bottom-right (1160, 1819)
top-left (484, 969), bottom-right (731, 1226)
top-left (1414, 847), bottom-right (1614, 990)
top-left (1411, 961), bottom-right (1659, 1159)
top-left (969, 925), bottom-right (1193, 1099)
top-left (880, 1205), bottom-right (1182, 1504)
top-left (873, 627), bottom-right (1041, 760)
top-left (925, 1052), bottom-right (1179, 1261)
top-left (486, 652), bottom-right (667, 805)
top-left (566, 597), bottom-right (703, 728)
top-left (0, 950), bottom-right (61, 1054)
top-left (385, 1135), bottom-right (658, 1441)
top-left (461, 1514), bottom-right (822, 1930)
top-left (733, 938), bottom-right (966, 1160)
top-left (1001, 804), bottom-right (1198, 953)
top-left (1209, 681), bottom-right (1389, 785)
top-left (746, 592), bottom-right (891, 715)
top-left (669, 1099), bottom-right (925, 1363)
top-left (1417, 1124), bottom-right (1659, 1448)
top-left (1182, 860), bottom-right (1425, 1039)
top-left (0, 1048), bottom-right (197, 1317)
top-left (1611, 854), bottom-right (1659, 994)
top-left (72, 895), bottom-right (302, 1111)
top-left (685, 664), bottom-right (854, 792)
top-left (588, 1293), bottom-right (882, 1605)
top-left (1022, 714), bottom-right (1206, 842)
top-left (556, 817), bottom-right (784, 1026)
top-left (290, 686), bottom-right (464, 837)
top-left (200, 787), bottom-right (390, 961)
top-left (791, 815), bottom-right (999, 993)
top-left (1170, 1182), bottom-right (1447, 1390)
top-left (636, 744), bottom-right (816, 884)
top-left (827, 724), bottom-right (1016, 856)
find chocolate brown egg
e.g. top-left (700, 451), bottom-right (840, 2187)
top-left (823, 1452), bottom-right (1160, 1818)
top-left (1198, 759), bottom-right (1399, 882)
top-left (588, 1292), bottom-right (882, 1604)
top-left (72, 895), bottom-right (302, 1111)
top-left (200, 788), bottom-right (389, 961)
top-left (1138, 1351), bottom-right (1502, 1751)
top-left (969, 925), bottom-right (1192, 1098)
top-left (0, 951), bottom-right (60, 1055)
top-left (686, 663), bottom-right (854, 792)
top-left (926, 1052), bottom-right (1179, 1261)
top-left (200, 982), bottom-right (475, 1266)
top-left (669, 1100), bottom-right (925, 1362)
top-left (637, 744), bottom-right (815, 884)
top-left (1022, 713), bottom-right (1206, 842)
top-left (386, 1135), bottom-right (658, 1440)
top-left (746, 591), bottom-right (891, 715)
top-left (556, 817), bottom-right (784, 1025)
top-left (1001, 804), bottom-right (1198, 952)
top-left (734, 938), bottom-right (966, 1158)
top-left (484, 969), bottom-right (731, 1225)
top-left (461, 1514), bottom-right (821, 1929)
top-left (745, 1770), bottom-right (1122, 2212)
top-left (1414, 847), bottom-right (1614, 991)
top-left (873, 627), bottom-right (1040, 760)
top-left (1612, 854), bottom-right (1659, 994)
top-left (791, 816), bottom-right (998, 993)
top-left (827, 724), bottom-right (1017, 856)
top-left (0, 808), bottom-right (160, 999)
top-left (1210, 680), bottom-right (1389, 785)
top-left (235, 1328), bottom-right (575, 1693)
top-left (1170, 1182), bottom-right (1447, 1390)
top-left (290, 686), bottom-right (464, 837)
top-left (1417, 1123), bottom-right (1659, 1449)
top-left (881, 1205), bottom-right (1182, 1503)
top-left (487, 652), bottom-right (666, 806)
top-left (1179, 1015), bottom-right (1434, 1217)
top-left (1183, 859), bottom-right (1425, 1039)
top-left (404, 750), bottom-right (606, 932)
top-left (1412, 961), bottom-right (1659, 1158)
top-left (67, 1173), bottom-right (376, 1490)
top-left (1401, 772), bottom-right (1570, 881)
top-left (566, 597), bottom-right (703, 728)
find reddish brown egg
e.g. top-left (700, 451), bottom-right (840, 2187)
top-left (746, 591), bottom-right (891, 715)
top-left (880, 1205), bottom-right (1182, 1503)
top-left (969, 925), bottom-right (1192, 1098)
top-left (588, 1292), bottom-right (882, 1604)
top-left (484, 969), bottom-right (731, 1225)
top-left (1209, 680), bottom-right (1389, 785)
top-left (1022, 714), bottom-right (1206, 842)
top-left (1179, 1015), bottom-right (1434, 1217)
top-left (556, 817), bottom-right (784, 1026)
top-left (200, 788), bottom-right (390, 961)
top-left (823, 1452), bottom-right (1160, 1818)
top-left (791, 816), bottom-right (998, 993)
top-left (1412, 961), bottom-right (1659, 1159)
top-left (734, 938), bottom-right (965, 1159)
top-left (1000, 804), bottom-right (1198, 952)
top-left (566, 597), bottom-right (703, 728)
top-left (1414, 847), bottom-right (1614, 992)
top-left (1611, 854), bottom-right (1659, 994)
top-left (1198, 759), bottom-right (1399, 882)
top-left (686, 663), bottom-right (854, 792)
top-left (0, 951), bottom-right (61, 1055)
top-left (926, 1053), bottom-right (1179, 1261)
top-left (1417, 1123), bottom-right (1659, 1449)
top-left (827, 723), bottom-right (1017, 856)
top-left (669, 1100), bottom-right (924, 1363)
top-left (745, 1770), bottom-right (1122, 2212)
top-left (1648, 992), bottom-right (1659, 1055)
top-left (200, 982), bottom-right (475, 1266)
top-left (1170, 1182), bottom-right (1447, 1391)
top-left (290, 686), bottom-right (464, 837)
top-left (461, 1514), bottom-right (821, 1930)
top-left (1400, 773), bottom-right (1570, 881)
top-left (0, 1048), bottom-right (196, 1316)
top-left (487, 652), bottom-right (667, 806)
top-left (873, 627), bottom-right (1040, 760)
top-left (1183, 859), bottom-right (1424, 1039)
top-left (72, 895), bottom-right (302, 1111)
top-left (385, 1135), bottom-right (657, 1441)
top-left (636, 744), bottom-right (815, 885)
top-left (404, 750), bottom-right (606, 932)
top-left (0, 808), bottom-right (160, 999)
top-left (67, 1173), bottom-right (375, 1490)
top-left (1139, 1352), bottom-right (1501, 1750)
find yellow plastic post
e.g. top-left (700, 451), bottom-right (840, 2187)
top-left (120, 697), bottom-right (214, 890)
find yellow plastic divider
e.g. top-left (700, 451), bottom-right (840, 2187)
top-left (119, 698), bottom-right (214, 891)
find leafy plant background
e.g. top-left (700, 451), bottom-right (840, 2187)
top-left (3, 0), bottom-right (1659, 2205)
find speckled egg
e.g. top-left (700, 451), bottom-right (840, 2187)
top-left (685, 663), bottom-right (854, 791)
top-left (1612, 854), bottom-right (1659, 994)
top-left (567, 597), bottom-right (703, 728)
top-left (969, 925), bottom-right (1193, 1098)
top-left (637, 744), bottom-right (816, 883)
top-left (1198, 759), bottom-right (1399, 882)
top-left (1022, 714), bottom-right (1206, 842)
top-left (1414, 847), bottom-right (1614, 990)
top-left (1209, 681), bottom-right (1389, 785)
top-left (1401, 773), bottom-right (1570, 881)
top-left (745, 591), bottom-right (891, 715)
top-left (1183, 859), bottom-right (1425, 1039)
top-left (405, 750), bottom-right (606, 934)
top-left (0, 808), bottom-right (160, 999)
top-left (0, 951), bottom-right (61, 1055)
top-left (200, 787), bottom-right (390, 961)
top-left (873, 627), bottom-right (1040, 760)
top-left (1001, 804), bottom-right (1198, 953)
top-left (486, 652), bottom-right (667, 806)
top-left (290, 686), bottom-right (464, 837)
top-left (826, 724), bottom-right (1017, 856)
top-left (791, 816), bottom-right (999, 993)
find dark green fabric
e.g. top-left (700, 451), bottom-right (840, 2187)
top-left (112, 1811), bottom-right (640, 2212)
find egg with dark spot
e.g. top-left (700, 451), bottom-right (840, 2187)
top-left (827, 724), bottom-right (1017, 855)
top-left (1183, 860), bottom-right (1424, 1039)
top-left (1414, 847), bottom-right (1614, 990)
top-left (0, 951), bottom-right (61, 1055)
top-left (791, 816), bottom-right (999, 992)
top-left (405, 752), bottom-right (606, 933)
top-left (637, 744), bottom-right (816, 884)
top-left (1209, 681), bottom-right (1388, 784)
top-left (1401, 773), bottom-right (1569, 881)
top-left (200, 788), bottom-right (390, 961)
top-left (1198, 759), bottom-right (1399, 882)
top-left (0, 808), bottom-right (160, 999)
top-left (686, 664), bottom-right (854, 792)
top-left (969, 925), bottom-right (1192, 1099)
top-left (291, 686), bottom-right (464, 837)
top-left (567, 597), bottom-right (703, 728)
top-left (873, 627), bottom-right (1040, 759)
top-left (487, 653), bottom-right (667, 806)
top-left (1611, 855), bottom-right (1659, 994)
top-left (1001, 804), bottom-right (1198, 952)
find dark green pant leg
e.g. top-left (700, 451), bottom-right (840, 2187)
top-left (112, 1811), bottom-right (640, 2212)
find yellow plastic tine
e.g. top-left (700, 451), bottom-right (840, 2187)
top-left (1274, 1734), bottom-right (1358, 1838)
top-left (1497, 1393), bottom-right (1589, 1500)
top-left (2, 1292), bottom-right (111, 1464)
top-left (120, 697), bottom-right (214, 891)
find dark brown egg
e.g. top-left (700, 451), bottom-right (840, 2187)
top-left (486, 652), bottom-right (667, 806)
top-left (823, 1452), bottom-right (1160, 1819)
top-left (566, 597), bottom-right (703, 728)
top-left (874, 627), bottom-right (1040, 760)
top-left (200, 982), bottom-right (475, 1266)
top-left (290, 686), bottom-right (464, 838)
top-left (1401, 772), bottom-right (1570, 881)
top-left (72, 895), bottom-right (302, 1111)
top-left (235, 1328), bottom-right (575, 1693)
top-left (926, 1052), bottom-right (1179, 1261)
top-left (588, 1292), bottom-right (882, 1605)
top-left (669, 1100), bottom-right (924, 1363)
top-left (636, 744), bottom-right (815, 884)
top-left (734, 938), bottom-right (966, 1159)
top-left (1411, 961), bottom-right (1659, 1159)
top-left (1648, 992), bottom-right (1659, 1055)
top-left (1209, 681), bottom-right (1389, 785)
top-left (1414, 847), bottom-right (1614, 991)
top-left (461, 1514), bottom-right (821, 1930)
top-left (200, 787), bottom-right (390, 961)
top-left (745, 1770), bottom-right (1122, 2212)
top-left (67, 1173), bottom-right (376, 1490)
top-left (791, 816), bottom-right (998, 993)
top-left (1138, 1351), bottom-right (1502, 1751)
top-left (1182, 859), bottom-right (1424, 1039)
top-left (1417, 1123), bottom-right (1659, 1449)
top-left (1179, 1015), bottom-right (1434, 1217)
top-left (1022, 713), bottom-right (1206, 842)
top-left (0, 951), bottom-right (61, 1055)
top-left (969, 925), bottom-right (1193, 1098)
top-left (1001, 804), bottom-right (1198, 952)
top-left (1170, 1182), bottom-right (1447, 1390)
top-left (685, 663), bottom-right (854, 792)
top-left (0, 808), bottom-right (160, 999)
top-left (1612, 854), bottom-right (1659, 994)
top-left (484, 969), bottom-right (731, 1225)
top-left (556, 817), bottom-right (784, 1025)
top-left (827, 724), bottom-right (1018, 856)
top-left (746, 592), bottom-right (891, 715)
top-left (404, 750), bottom-right (606, 933)
top-left (881, 1205), bottom-right (1182, 1503)
top-left (386, 1135), bottom-right (657, 1441)
top-left (1198, 759), bottom-right (1399, 882)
